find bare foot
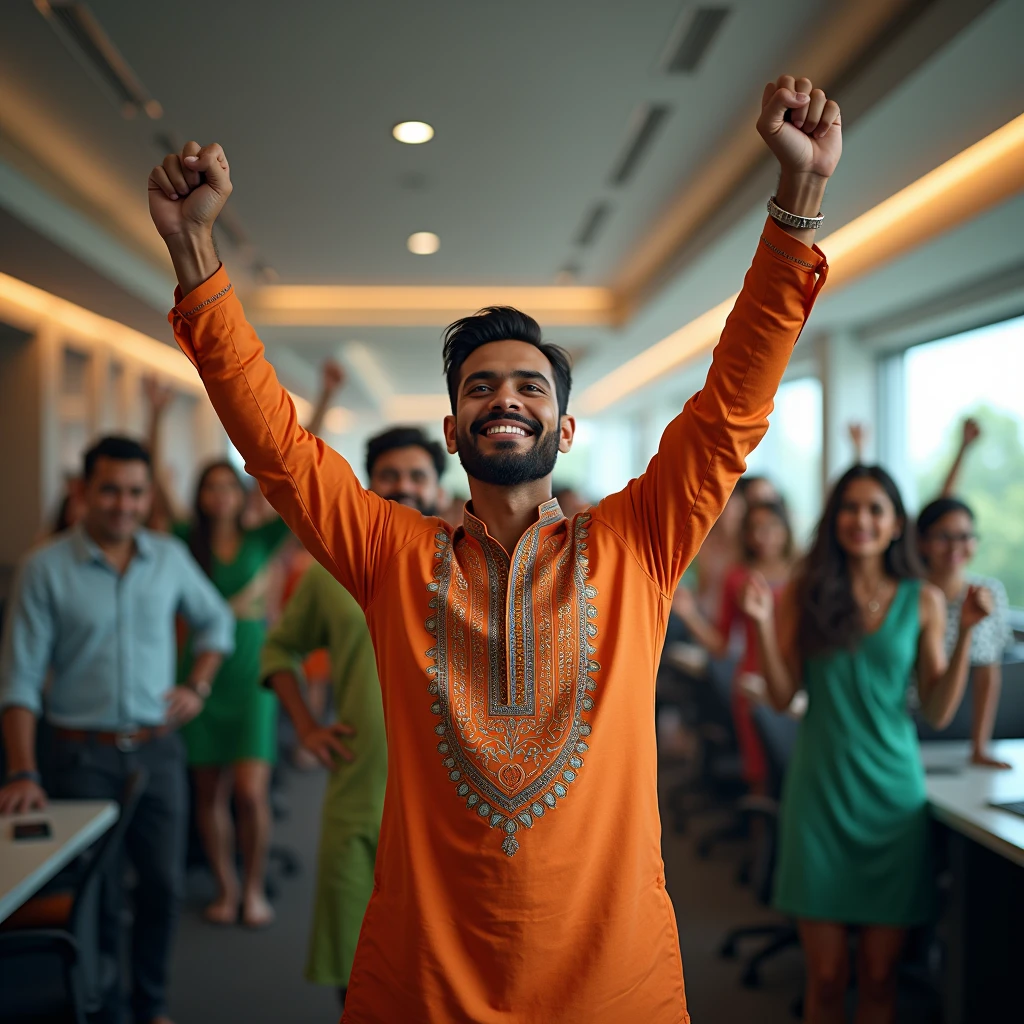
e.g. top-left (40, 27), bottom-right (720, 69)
top-left (971, 752), bottom-right (1013, 770)
top-left (203, 891), bottom-right (239, 925)
top-left (242, 891), bottom-right (275, 929)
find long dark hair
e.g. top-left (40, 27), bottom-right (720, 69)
top-left (795, 465), bottom-right (922, 658)
top-left (188, 460), bottom-right (246, 577)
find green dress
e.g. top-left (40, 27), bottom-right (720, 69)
top-left (260, 562), bottom-right (386, 987)
top-left (175, 518), bottom-right (292, 765)
top-left (774, 579), bottom-right (936, 926)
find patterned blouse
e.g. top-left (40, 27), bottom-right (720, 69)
top-left (944, 574), bottom-right (1014, 666)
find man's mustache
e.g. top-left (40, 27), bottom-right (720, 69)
top-left (469, 411), bottom-right (542, 437)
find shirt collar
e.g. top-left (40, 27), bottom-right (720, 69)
top-left (462, 497), bottom-right (565, 545)
top-left (71, 524), bottom-right (154, 565)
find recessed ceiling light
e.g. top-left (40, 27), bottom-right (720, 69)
top-left (393, 121), bottom-right (434, 144)
top-left (407, 231), bottom-right (440, 255)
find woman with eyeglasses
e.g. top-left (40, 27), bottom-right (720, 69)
top-left (917, 497), bottom-right (1014, 768)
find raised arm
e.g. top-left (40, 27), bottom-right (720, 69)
top-left (918, 582), bottom-right (991, 730)
top-left (940, 418), bottom-right (981, 498)
top-left (148, 142), bottom-right (431, 606)
top-left (595, 76), bottom-right (839, 592)
top-left (744, 573), bottom-right (803, 712)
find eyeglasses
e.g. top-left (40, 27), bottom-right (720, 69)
top-left (930, 532), bottom-right (979, 545)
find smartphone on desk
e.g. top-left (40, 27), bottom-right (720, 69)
top-left (12, 820), bottom-right (53, 841)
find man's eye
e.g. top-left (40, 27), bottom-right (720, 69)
top-left (522, 384), bottom-right (541, 392)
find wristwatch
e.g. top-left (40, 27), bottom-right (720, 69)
top-left (5, 769), bottom-right (42, 786)
top-left (186, 678), bottom-right (213, 700)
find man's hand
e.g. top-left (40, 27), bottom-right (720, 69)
top-left (149, 141), bottom-right (232, 240)
top-left (164, 686), bottom-right (205, 727)
top-left (960, 585), bottom-right (993, 632)
top-left (299, 722), bottom-right (357, 769)
top-left (148, 141), bottom-right (231, 294)
top-left (0, 779), bottom-right (47, 815)
top-left (757, 75), bottom-right (842, 181)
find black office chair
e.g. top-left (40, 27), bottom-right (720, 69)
top-left (915, 658), bottom-right (1024, 742)
top-left (0, 768), bottom-right (148, 1024)
top-left (719, 702), bottom-right (800, 988)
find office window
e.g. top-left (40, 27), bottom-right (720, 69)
top-left (745, 376), bottom-right (823, 544)
top-left (905, 314), bottom-right (1024, 605)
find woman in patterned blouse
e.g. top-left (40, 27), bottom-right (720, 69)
top-left (917, 496), bottom-right (1014, 768)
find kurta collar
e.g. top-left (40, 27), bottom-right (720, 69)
top-left (461, 497), bottom-right (565, 546)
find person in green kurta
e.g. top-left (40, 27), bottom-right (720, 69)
top-left (741, 464), bottom-right (992, 1024)
top-left (261, 562), bottom-right (386, 999)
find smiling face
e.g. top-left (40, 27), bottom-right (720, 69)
top-left (919, 508), bottom-right (977, 574)
top-left (443, 340), bottom-right (574, 488)
top-left (370, 445), bottom-right (441, 515)
top-left (83, 457), bottom-right (153, 544)
top-left (198, 465), bottom-right (247, 524)
top-left (744, 505), bottom-right (790, 562)
top-left (834, 477), bottom-right (903, 559)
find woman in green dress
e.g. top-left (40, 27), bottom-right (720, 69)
top-left (743, 465), bottom-right (992, 1023)
top-left (176, 461), bottom-right (292, 928)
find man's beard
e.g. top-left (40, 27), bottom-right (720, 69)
top-left (456, 413), bottom-right (559, 487)
top-left (379, 491), bottom-right (436, 516)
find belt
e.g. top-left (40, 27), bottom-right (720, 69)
top-left (53, 726), bottom-right (167, 752)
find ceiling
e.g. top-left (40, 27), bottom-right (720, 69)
top-left (0, 0), bottom-right (1021, 421)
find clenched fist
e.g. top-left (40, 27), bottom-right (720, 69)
top-left (757, 75), bottom-right (843, 180)
top-left (959, 585), bottom-right (993, 632)
top-left (148, 141), bottom-right (232, 240)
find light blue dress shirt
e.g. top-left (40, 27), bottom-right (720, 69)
top-left (0, 525), bottom-right (235, 730)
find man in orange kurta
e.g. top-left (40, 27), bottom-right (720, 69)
top-left (149, 75), bottom-right (841, 1023)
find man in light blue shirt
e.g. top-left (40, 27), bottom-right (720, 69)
top-left (0, 435), bottom-right (234, 1024)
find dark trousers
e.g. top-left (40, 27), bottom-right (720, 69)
top-left (50, 731), bottom-right (187, 1023)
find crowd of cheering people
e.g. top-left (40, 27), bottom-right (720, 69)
top-left (0, 383), bottom-right (1013, 1024)
top-left (667, 416), bottom-right (1013, 1022)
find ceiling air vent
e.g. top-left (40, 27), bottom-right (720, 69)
top-left (660, 6), bottom-right (731, 74)
top-left (609, 103), bottom-right (671, 186)
top-left (34, 0), bottom-right (163, 119)
top-left (574, 202), bottom-right (611, 248)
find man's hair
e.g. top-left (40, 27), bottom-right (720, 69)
top-left (442, 306), bottom-right (573, 417)
top-left (366, 426), bottom-right (446, 480)
top-left (83, 435), bottom-right (151, 480)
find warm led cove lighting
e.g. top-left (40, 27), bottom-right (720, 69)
top-left (407, 232), bottom-right (440, 255)
top-left (393, 121), bottom-right (434, 144)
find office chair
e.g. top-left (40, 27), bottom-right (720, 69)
top-left (0, 768), bottom-right (148, 1024)
top-left (718, 702), bottom-right (800, 988)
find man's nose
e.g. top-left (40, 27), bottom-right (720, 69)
top-left (490, 382), bottom-right (522, 410)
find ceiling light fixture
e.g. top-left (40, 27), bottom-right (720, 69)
top-left (407, 232), bottom-right (440, 255)
top-left (393, 121), bottom-right (435, 144)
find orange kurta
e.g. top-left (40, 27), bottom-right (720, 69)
top-left (170, 217), bottom-right (826, 1023)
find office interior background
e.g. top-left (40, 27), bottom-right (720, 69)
top-left (0, 0), bottom-right (1023, 1022)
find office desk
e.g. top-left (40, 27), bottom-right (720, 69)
top-left (0, 800), bottom-right (118, 924)
top-left (920, 739), bottom-right (1024, 1022)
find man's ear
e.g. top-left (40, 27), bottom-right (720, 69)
top-left (443, 414), bottom-right (458, 455)
top-left (558, 415), bottom-right (576, 454)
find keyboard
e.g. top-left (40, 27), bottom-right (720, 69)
top-left (989, 800), bottom-right (1024, 819)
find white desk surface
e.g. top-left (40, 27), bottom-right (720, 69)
top-left (920, 739), bottom-right (1024, 869)
top-left (0, 800), bottom-right (119, 924)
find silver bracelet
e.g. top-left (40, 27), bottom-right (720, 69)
top-left (767, 195), bottom-right (824, 231)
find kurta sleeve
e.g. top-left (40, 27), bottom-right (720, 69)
top-left (594, 218), bottom-right (827, 595)
top-left (169, 268), bottom-right (433, 608)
